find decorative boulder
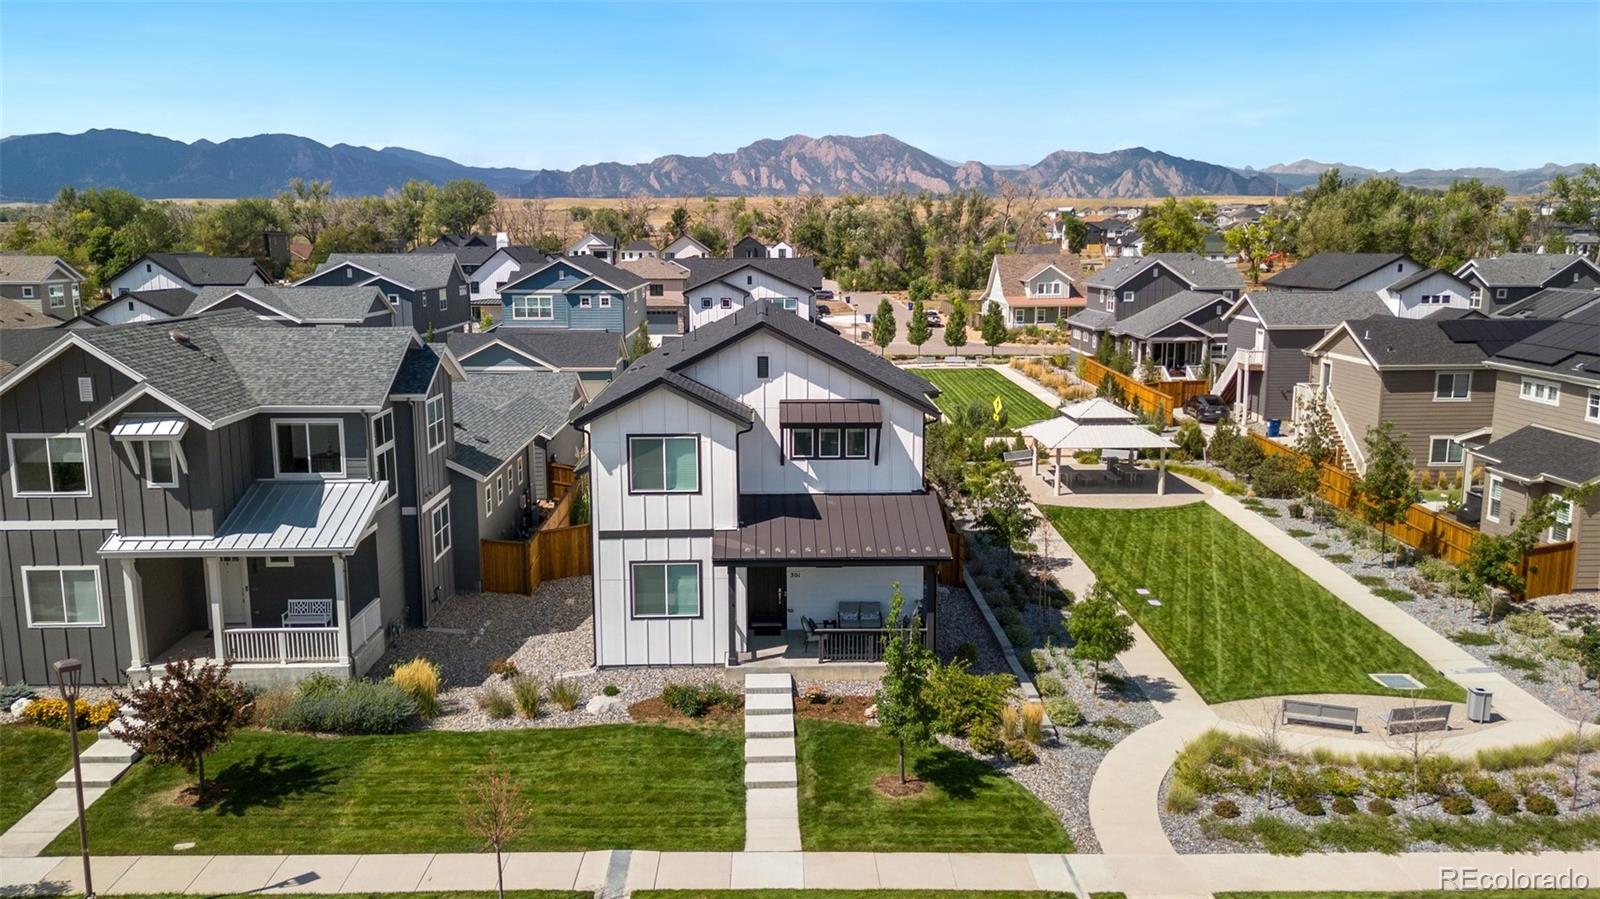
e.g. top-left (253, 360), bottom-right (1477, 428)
top-left (9, 696), bottom-right (31, 717)
top-left (585, 695), bottom-right (624, 715)
top-left (864, 703), bottom-right (878, 720)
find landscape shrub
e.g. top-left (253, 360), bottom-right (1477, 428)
top-left (21, 697), bottom-right (119, 729)
top-left (1440, 794), bottom-right (1475, 815)
top-left (1366, 798), bottom-right (1395, 816)
top-left (1318, 766), bottom-right (1363, 798)
top-left (0, 683), bottom-right (36, 707)
top-left (1034, 674), bottom-right (1065, 697)
top-left (390, 657), bottom-right (441, 718)
top-left (488, 658), bottom-right (519, 680)
top-left (1003, 738), bottom-right (1038, 764)
top-left (1044, 696), bottom-right (1081, 727)
top-left (548, 678), bottom-right (582, 711)
top-left (1287, 501), bottom-right (1305, 519)
top-left (1451, 630), bottom-right (1496, 646)
top-left (1485, 790), bottom-right (1520, 816)
top-left (701, 681), bottom-right (740, 709)
top-left (1326, 552), bottom-right (1353, 564)
top-left (249, 687), bottom-right (295, 726)
top-left (1165, 780), bottom-right (1200, 814)
top-left (1019, 702), bottom-right (1047, 744)
top-left (1029, 648), bottom-right (1052, 673)
top-left (967, 720), bottom-right (1002, 755)
top-left (1490, 652), bottom-right (1540, 673)
top-left (296, 672), bottom-right (342, 699)
top-left (1287, 527), bottom-right (1313, 538)
top-left (1293, 796), bottom-right (1325, 816)
top-left (1353, 574), bottom-right (1386, 587)
top-left (602, 684), bottom-right (620, 697)
top-left (994, 606), bottom-right (1024, 630)
top-left (659, 681), bottom-right (740, 718)
top-left (953, 643), bottom-right (979, 667)
top-left (1504, 611), bottom-right (1555, 640)
top-left (1524, 793), bottom-right (1558, 816)
top-left (510, 676), bottom-right (542, 718)
top-left (1330, 796), bottom-right (1358, 815)
top-left (1211, 798), bottom-right (1241, 819)
top-left (1462, 773), bottom-right (1500, 799)
top-left (1372, 587), bottom-right (1414, 603)
top-left (1364, 772), bottom-right (1409, 800)
top-left (1002, 622), bottom-right (1033, 649)
top-left (927, 662), bottom-right (1014, 736)
top-left (477, 686), bottom-right (514, 720)
top-left (1249, 455), bottom-right (1303, 499)
top-left (280, 680), bottom-right (418, 734)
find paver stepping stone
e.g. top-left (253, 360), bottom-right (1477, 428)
top-left (744, 692), bottom-right (794, 715)
top-left (744, 736), bottom-right (796, 761)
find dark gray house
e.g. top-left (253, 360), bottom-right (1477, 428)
top-left (1264, 252), bottom-right (1425, 291)
top-left (1216, 289), bottom-right (1389, 424)
top-left (1455, 253), bottom-right (1600, 311)
top-left (0, 254), bottom-right (86, 321)
top-left (0, 309), bottom-right (475, 687)
top-left (298, 253), bottom-right (472, 336)
top-left (1067, 253), bottom-right (1243, 372)
top-left (445, 329), bottom-right (625, 403)
top-left (187, 286), bottom-right (397, 326)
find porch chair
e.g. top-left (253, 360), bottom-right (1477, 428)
top-left (800, 616), bottom-right (821, 651)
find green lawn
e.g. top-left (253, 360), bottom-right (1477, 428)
top-left (47, 725), bottom-right (742, 855)
top-left (1217, 893), bottom-right (1600, 899)
top-left (640, 894), bottom-right (1123, 899)
top-left (911, 368), bottom-right (1056, 428)
top-left (1045, 504), bottom-right (1462, 704)
top-left (1, 724), bottom-right (95, 832)
top-left (795, 719), bottom-right (1071, 852)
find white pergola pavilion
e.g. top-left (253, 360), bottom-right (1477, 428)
top-left (1020, 398), bottom-right (1179, 495)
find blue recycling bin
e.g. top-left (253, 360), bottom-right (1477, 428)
top-left (1267, 419), bottom-right (1282, 437)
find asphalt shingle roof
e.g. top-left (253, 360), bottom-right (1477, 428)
top-left (446, 330), bottom-right (625, 371)
top-left (1264, 253), bottom-right (1409, 290)
top-left (449, 370), bottom-right (578, 477)
top-left (111, 288), bottom-right (199, 317)
top-left (1110, 290), bottom-right (1231, 339)
top-left (500, 255), bottom-right (647, 292)
top-left (1085, 253), bottom-right (1243, 291)
top-left (411, 243), bottom-right (501, 268)
top-left (0, 254), bottom-right (79, 282)
top-left (391, 344), bottom-right (443, 396)
top-left (990, 254), bottom-right (1083, 301)
top-left (0, 298), bottom-right (53, 329)
top-left (147, 253), bottom-right (266, 286)
top-left (192, 286), bottom-right (386, 323)
top-left (322, 253), bottom-right (460, 290)
top-left (1328, 315), bottom-right (1558, 368)
top-left (679, 257), bottom-right (823, 293)
top-left (1463, 254), bottom-right (1594, 287)
top-left (1237, 289), bottom-right (1389, 329)
top-left (1475, 425), bottom-right (1600, 487)
top-left (1065, 308), bottom-right (1114, 331)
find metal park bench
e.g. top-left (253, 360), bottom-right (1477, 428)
top-left (1379, 703), bottom-right (1452, 735)
top-left (1281, 698), bottom-right (1360, 733)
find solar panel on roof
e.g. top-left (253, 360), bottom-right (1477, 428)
top-left (1504, 345), bottom-right (1572, 365)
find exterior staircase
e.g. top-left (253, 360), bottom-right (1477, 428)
top-left (742, 672), bottom-right (800, 852)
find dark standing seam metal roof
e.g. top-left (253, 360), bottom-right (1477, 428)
top-left (713, 493), bottom-right (953, 564)
top-left (150, 253), bottom-right (267, 286)
top-left (1264, 253), bottom-right (1408, 290)
top-left (110, 288), bottom-right (199, 317)
top-left (1496, 287), bottom-right (1600, 320)
top-left (778, 399), bottom-right (884, 426)
top-left (1474, 426), bottom-right (1600, 487)
top-left (1329, 315), bottom-right (1559, 368)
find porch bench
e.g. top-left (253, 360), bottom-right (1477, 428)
top-left (1379, 703), bottom-right (1451, 735)
top-left (282, 598), bottom-right (334, 628)
top-left (1281, 698), bottom-right (1360, 733)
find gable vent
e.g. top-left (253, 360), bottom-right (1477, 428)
top-left (77, 377), bottom-right (94, 403)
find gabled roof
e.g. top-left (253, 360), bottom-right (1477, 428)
top-left (446, 329), bottom-right (624, 371)
top-left (990, 253), bottom-right (1083, 301)
top-left (617, 257), bottom-right (690, 281)
top-left (679, 257), bottom-right (823, 293)
top-left (1458, 253), bottom-right (1597, 287)
top-left (499, 254), bottom-right (647, 293)
top-left (1384, 266), bottom-right (1473, 294)
top-left (568, 231), bottom-right (617, 251)
top-left (1495, 287), bottom-right (1600, 320)
top-left (1065, 308), bottom-right (1114, 331)
top-left (315, 253), bottom-right (461, 291)
top-left (1264, 253), bottom-right (1411, 290)
top-left (0, 298), bottom-right (53, 329)
top-left (1229, 289), bottom-right (1389, 329)
top-left (448, 370), bottom-right (579, 478)
top-left (573, 299), bottom-right (939, 427)
top-left (1485, 302), bottom-right (1600, 386)
top-left (1084, 253), bottom-right (1243, 291)
top-left (623, 239), bottom-right (655, 252)
top-left (410, 242), bottom-right (501, 268)
top-left (110, 253), bottom-right (267, 288)
top-left (390, 344), bottom-right (443, 396)
top-left (0, 253), bottom-right (84, 282)
top-left (1310, 315), bottom-right (1558, 369)
top-left (111, 288), bottom-right (200, 317)
top-left (664, 234), bottom-right (711, 254)
top-left (432, 234), bottom-right (497, 248)
top-left (1110, 290), bottom-right (1231, 339)
top-left (1475, 425), bottom-right (1600, 488)
top-left (190, 286), bottom-right (392, 324)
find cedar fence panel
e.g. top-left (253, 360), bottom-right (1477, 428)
top-left (1078, 357), bottom-right (1209, 424)
top-left (480, 539), bottom-right (531, 594)
top-left (528, 524), bottom-right (592, 593)
top-left (1522, 541), bottom-right (1576, 599)
top-left (549, 463), bottom-right (577, 502)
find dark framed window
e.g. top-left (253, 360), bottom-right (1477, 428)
top-left (628, 435), bottom-right (699, 493)
top-left (790, 428), bottom-right (815, 459)
top-left (756, 355), bottom-right (770, 379)
top-left (631, 562), bottom-right (700, 618)
top-left (844, 428), bottom-right (869, 458)
top-left (818, 428), bottom-right (841, 458)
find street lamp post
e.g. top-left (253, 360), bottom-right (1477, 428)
top-left (53, 657), bottom-right (93, 899)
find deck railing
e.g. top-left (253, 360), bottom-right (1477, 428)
top-left (816, 626), bottom-right (922, 663)
top-left (224, 627), bottom-right (341, 664)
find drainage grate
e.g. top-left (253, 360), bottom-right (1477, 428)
top-left (1369, 672), bottom-right (1425, 690)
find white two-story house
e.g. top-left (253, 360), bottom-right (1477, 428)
top-left (572, 300), bottom-right (951, 667)
top-left (680, 258), bottom-right (824, 330)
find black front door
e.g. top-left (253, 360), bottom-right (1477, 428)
top-left (748, 567), bottom-right (787, 635)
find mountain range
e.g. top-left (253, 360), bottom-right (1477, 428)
top-left (0, 129), bottom-right (1587, 202)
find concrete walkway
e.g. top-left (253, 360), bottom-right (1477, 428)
top-left (743, 672), bottom-right (800, 852)
top-left (990, 361), bottom-right (1069, 408)
top-left (6, 848), bottom-right (1595, 898)
top-left (0, 721), bottom-right (140, 859)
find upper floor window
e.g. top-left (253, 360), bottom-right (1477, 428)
top-left (23, 566), bottom-right (102, 628)
top-left (1122, 290), bottom-right (1134, 302)
top-left (599, 295), bottom-right (612, 308)
top-left (439, 288), bottom-right (447, 311)
top-left (9, 434), bottom-right (89, 497)
top-left (470, 281), bottom-right (480, 294)
top-left (701, 298), bottom-right (713, 310)
top-left (1427, 437), bottom-right (1463, 466)
top-left (430, 501), bottom-right (452, 560)
top-left (1519, 377), bottom-right (1560, 406)
top-left (580, 296), bottom-right (592, 308)
top-left (650, 283), bottom-right (664, 297)
top-left (844, 427), bottom-right (869, 458)
top-left (1033, 281), bottom-right (1060, 295)
top-left (781, 297), bottom-right (797, 311)
top-left (629, 435), bottom-right (698, 493)
top-left (48, 285), bottom-right (65, 307)
top-left (144, 440), bottom-right (179, 488)
top-left (372, 410), bottom-right (397, 498)
top-left (1587, 390), bottom-right (1600, 423)
top-left (20, 286), bottom-right (33, 298)
top-left (425, 396), bottom-right (447, 452)
top-left (458, 285), bottom-right (467, 297)
top-left (1550, 500), bottom-right (1574, 542)
top-left (756, 355), bottom-right (771, 379)
top-left (1486, 474), bottom-right (1504, 522)
top-left (720, 298), bottom-right (732, 309)
top-left (273, 420), bottom-right (344, 477)
top-left (512, 295), bottom-right (553, 320)
top-left (1433, 371), bottom-right (1471, 401)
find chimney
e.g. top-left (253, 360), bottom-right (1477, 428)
top-left (496, 231), bottom-right (509, 249)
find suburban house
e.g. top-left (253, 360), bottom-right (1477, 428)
top-left (767, 240), bottom-right (796, 259)
top-left (0, 254), bottom-right (85, 321)
top-left (663, 234), bottom-right (711, 260)
top-left (1455, 253), bottom-right (1600, 312)
top-left (0, 309), bottom-right (481, 687)
top-left (495, 256), bottom-right (648, 340)
top-left (572, 300), bottom-right (952, 667)
top-left (1068, 253), bottom-right (1243, 369)
top-left (567, 232), bottom-right (619, 262)
top-left (680, 257), bottom-right (823, 330)
top-left (464, 246), bottom-right (548, 319)
top-left (1, 299), bottom-right (54, 330)
top-left (187, 286), bottom-right (397, 326)
top-left (731, 235), bottom-right (771, 259)
top-left (1201, 232), bottom-right (1239, 264)
top-left (1265, 253), bottom-right (1427, 292)
top-left (445, 329), bottom-right (625, 403)
top-left (977, 253), bottom-right (1086, 328)
top-left (1469, 304), bottom-right (1600, 591)
top-left (619, 240), bottom-right (658, 262)
top-left (1299, 313), bottom-right (1558, 474)
top-left (618, 256), bottom-right (691, 335)
top-left (1375, 268), bottom-right (1478, 318)
top-left (105, 253), bottom-right (268, 298)
top-left (413, 232), bottom-right (509, 278)
top-left (1496, 287), bottom-right (1600, 320)
top-left (1215, 289), bottom-right (1389, 424)
top-left (447, 370), bottom-right (583, 594)
top-left (298, 253), bottom-right (472, 336)
top-left (67, 289), bottom-right (199, 328)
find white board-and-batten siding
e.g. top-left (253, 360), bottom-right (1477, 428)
top-left (686, 270), bottom-right (813, 330)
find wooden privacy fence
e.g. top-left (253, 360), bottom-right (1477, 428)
top-left (1078, 357), bottom-right (1209, 425)
top-left (480, 487), bottom-right (594, 594)
top-left (935, 494), bottom-right (967, 586)
top-left (549, 462), bottom-right (577, 502)
top-left (1247, 433), bottom-right (1574, 596)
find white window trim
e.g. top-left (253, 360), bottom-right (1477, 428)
top-left (20, 286), bottom-right (33, 298)
top-left (1432, 371), bottom-right (1472, 402)
top-left (496, 473), bottom-right (505, 504)
top-left (7, 432), bottom-right (92, 499)
top-left (22, 565), bottom-right (104, 628)
top-left (1586, 390), bottom-right (1600, 423)
top-left (372, 409), bottom-right (397, 499)
top-left (599, 294), bottom-right (612, 308)
top-left (143, 440), bottom-right (180, 488)
top-left (1549, 499), bottom-right (1574, 543)
top-left (1122, 290), bottom-right (1135, 302)
top-left (790, 428), bottom-right (816, 460)
top-left (270, 419), bottom-right (347, 479)
top-left (516, 456), bottom-right (525, 484)
top-left (629, 561), bottom-right (702, 619)
top-left (844, 427), bottom-right (869, 459)
top-left (485, 482), bottom-right (494, 512)
top-left (817, 428), bottom-right (842, 459)
top-left (512, 294), bottom-right (555, 321)
top-left (425, 396), bottom-right (447, 453)
top-left (264, 556), bottom-right (295, 568)
top-left (1426, 436), bottom-right (1464, 467)
top-left (430, 502), bottom-right (452, 561)
top-left (1486, 474), bottom-right (1504, 523)
top-left (579, 296), bottom-right (592, 308)
top-left (1518, 376), bottom-right (1560, 406)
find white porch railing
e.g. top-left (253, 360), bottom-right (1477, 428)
top-left (350, 600), bottom-right (383, 651)
top-left (224, 627), bottom-right (341, 664)
top-left (1321, 385), bottom-right (1366, 474)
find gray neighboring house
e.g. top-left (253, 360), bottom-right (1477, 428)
top-left (1216, 289), bottom-right (1390, 424)
top-left (68, 288), bottom-right (197, 328)
top-left (298, 253), bottom-right (472, 336)
top-left (188, 285), bottom-right (397, 326)
top-left (445, 329), bottom-right (625, 404)
top-left (0, 309), bottom-right (474, 687)
top-left (0, 254), bottom-right (85, 321)
top-left (1069, 253), bottom-right (1243, 368)
top-left (447, 370), bottom-right (583, 593)
top-left (1264, 252), bottom-right (1424, 291)
top-left (1494, 286), bottom-right (1600, 320)
top-left (105, 253), bottom-right (269, 300)
top-left (1455, 253), bottom-right (1600, 311)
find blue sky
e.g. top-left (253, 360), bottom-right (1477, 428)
top-left (3, 1), bottom-right (1596, 172)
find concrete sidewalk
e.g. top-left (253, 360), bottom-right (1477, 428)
top-left (7, 849), bottom-right (1595, 898)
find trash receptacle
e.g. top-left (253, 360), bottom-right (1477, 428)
top-left (1467, 686), bottom-right (1493, 723)
top-left (1266, 418), bottom-right (1282, 437)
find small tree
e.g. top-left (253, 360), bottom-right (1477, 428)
top-left (460, 750), bottom-right (529, 899)
top-left (1293, 395), bottom-right (1336, 510)
top-left (871, 297), bottom-right (897, 355)
top-left (943, 297), bottom-right (968, 350)
top-left (906, 298), bottom-right (932, 357)
top-left (478, 309), bottom-right (494, 332)
top-left (116, 659), bottom-right (250, 797)
top-left (980, 301), bottom-right (1007, 356)
top-left (1576, 620), bottom-right (1600, 692)
top-left (425, 322), bottom-right (437, 343)
top-left (1465, 486), bottom-right (1594, 607)
top-left (1252, 700), bottom-right (1288, 810)
top-left (980, 467), bottom-right (1038, 563)
top-left (1382, 693), bottom-right (1444, 810)
top-left (875, 583), bottom-right (937, 785)
top-left (1069, 583), bottom-right (1134, 696)
top-left (628, 319), bottom-right (652, 362)
top-left (1353, 421), bottom-right (1416, 566)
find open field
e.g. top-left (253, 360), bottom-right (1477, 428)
top-left (0, 724), bottom-right (95, 833)
top-left (1045, 504), bottom-right (1463, 704)
top-left (48, 725), bottom-right (743, 855)
top-left (911, 367), bottom-right (1057, 427)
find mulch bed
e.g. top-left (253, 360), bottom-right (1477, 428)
top-left (794, 694), bottom-right (873, 723)
top-left (626, 696), bottom-right (743, 725)
top-left (873, 774), bottom-right (928, 797)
